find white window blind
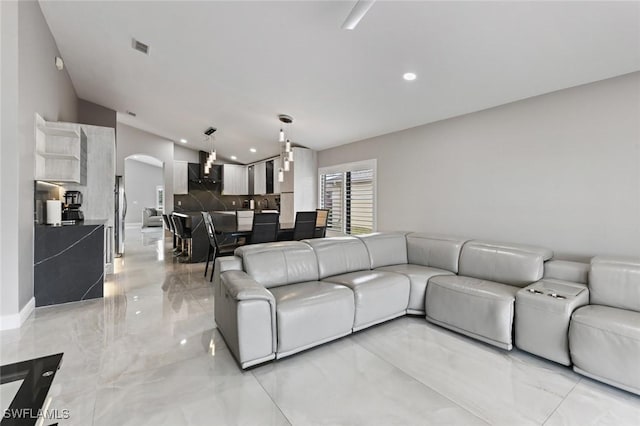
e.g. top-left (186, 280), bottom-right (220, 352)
top-left (319, 161), bottom-right (376, 235)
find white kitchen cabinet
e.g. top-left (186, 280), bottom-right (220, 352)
top-left (223, 164), bottom-right (248, 195)
top-left (173, 161), bottom-right (189, 195)
top-left (254, 161), bottom-right (267, 195)
top-left (279, 148), bottom-right (317, 224)
top-left (35, 114), bottom-right (87, 183)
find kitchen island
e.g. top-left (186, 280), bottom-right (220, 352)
top-left (34, 221), bottom-right (105, 307)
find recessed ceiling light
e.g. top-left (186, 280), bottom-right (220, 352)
top-left (403, 72), bottom-right (417, 81)
top-left (250, 148), bottom-right (257, 153)
top-left (180, 139), bottom-right (187, 143)
top-left (230, 155), bottom-right (237, 160)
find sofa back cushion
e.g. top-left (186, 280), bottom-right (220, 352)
top-left (459, 240), bottom-right (552, 287)
top-left (357, 233), bottom-right (408, 269)
top-left (235, 242), bottom-right (318, 288)
top-left (303, 237), bottom-right (371, 279)
top-left (590, 256), bottom-right (640, 312)
top-left (543, 260), bottom-right (589, 284)
top-left (406, 233), bottom-right (467, 273)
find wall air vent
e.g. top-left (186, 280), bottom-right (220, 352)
top-left (126, 111), bottom-right (137, 117)
top-left (132, 39), bottom-right (150, 55)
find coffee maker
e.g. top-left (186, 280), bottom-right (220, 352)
top-left (62, 190), bottom-right (84, 222)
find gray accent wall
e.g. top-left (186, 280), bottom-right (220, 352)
top-left (78, 98), bottom-right (116, 129)
top-left (318, 72), bottom-right (640, 260)
top-left (124, 159), bottom-right (164, 224)
top-left (1, 0), bottom-right (79, 323)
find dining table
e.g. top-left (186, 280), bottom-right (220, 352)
top-left (213, 215), bottom-right (296, 241)
top-left (173, 211), bottom-right (322, 263)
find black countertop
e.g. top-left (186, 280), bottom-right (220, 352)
top-left (36, 219), bottom-right (107, 227)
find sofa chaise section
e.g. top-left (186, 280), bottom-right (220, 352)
top-left (426, 240), bottom-right (552, 350)
top-left (305, 236), bottom-right (410, 331)
top-left (569, 256), bottom-right (640, 395)
top-left (372, 233), bottom-right (466, 314)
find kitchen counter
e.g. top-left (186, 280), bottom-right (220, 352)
top-left (34, 223), bottom-right (104, 307)
top-left (36, 219), bottom-right (107, 227)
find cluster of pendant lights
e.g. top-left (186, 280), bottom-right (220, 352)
top-left (203, 129), bottom-right (217, 176)
top-left (201, 117), bottom-right (293, 180)
top-left (278, 114), bottom-right (294, 183)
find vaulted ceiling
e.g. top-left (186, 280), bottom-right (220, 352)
top-left (40, 1), bottom-right (640, 163)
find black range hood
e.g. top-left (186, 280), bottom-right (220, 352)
top-left (187, 151), bottom-right (222, 184)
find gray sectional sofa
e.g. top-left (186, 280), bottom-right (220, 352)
top-left (213, 232), bottom-right (640, 396)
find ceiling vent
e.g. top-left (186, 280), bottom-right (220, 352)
top-left (132, 39), bottom-right (149, 55)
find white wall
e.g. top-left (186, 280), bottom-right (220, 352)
top-left (116, 123), bottom-right (175, 212)
top-left (124, 159), bottom-right (164, 224)
top-left (319, 72), bottom-right (640, 260)
top-left (174, 144), bottom-right (200, 163)
top-left (1, 0), bottom-right (79, 328)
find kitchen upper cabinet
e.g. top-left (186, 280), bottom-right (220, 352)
top-left (223, 164), bottom-right (248, 195)
top-left (279, 148), bottom-right (317, 224)
top-left (35, 114), bottom-right (87, 183)
top-left (253, 162), bottom-right (267, 195)
top-left (174, 161), bottom-right (188, 195)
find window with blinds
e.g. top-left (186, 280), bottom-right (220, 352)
top-left (319, 164), bottom-right (375, 235)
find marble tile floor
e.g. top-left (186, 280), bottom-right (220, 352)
top-left (1, 227), bottom-right (639, 425)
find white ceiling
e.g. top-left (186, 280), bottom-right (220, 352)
top-left (40, 1), bottom-right (640, 164)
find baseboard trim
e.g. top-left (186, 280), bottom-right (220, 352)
top-left (0, 297), bottom-right (35, 330)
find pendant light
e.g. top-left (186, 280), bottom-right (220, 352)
top-left (203, 127), bottom-right (217, 176)
top-left (277, 114), bottom-right (295, 181)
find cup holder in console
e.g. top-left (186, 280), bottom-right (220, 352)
top-left (547, 293), bottom-right (566, 299)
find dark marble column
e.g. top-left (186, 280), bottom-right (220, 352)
top-left (34, 224), bottom-right (104, 307)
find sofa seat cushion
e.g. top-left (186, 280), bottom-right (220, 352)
top-left (269, 281), bottom-right (355, 357)
top-left (322, 271), bottom-right (410, 331)
top-left (569, 305), bottom-right (640, 395)
top-left (375, 264), bottom-right (454, 314)
top-left (426, 275), bottom-right (519, 350)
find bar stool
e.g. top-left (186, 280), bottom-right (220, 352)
top-left (162, 214), bottom-right (176, 250)
top-left (172, 214), bottom-right (192, 259)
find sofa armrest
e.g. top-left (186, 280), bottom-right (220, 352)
top-left (213, 256), bottom-right (243, 290)
top-left (216, 270), bottom-right (276, 368)
top-left (221, 270), bottom-right (275, 303)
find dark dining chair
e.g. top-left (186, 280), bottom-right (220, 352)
top-left (293, 211), bottom-right (318, 240)
top-left (201, 212), bottom-right (240, 282)
top-left (314, 209), bottom-right (329, 238)
top-left (250, 213), bottom-right (279, 244)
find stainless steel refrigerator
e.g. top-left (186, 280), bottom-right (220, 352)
top-left (114, 175), bottom-right (127, 256)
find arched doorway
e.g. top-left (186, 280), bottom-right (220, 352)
top-left (116, 154), bottom-right (165, 253)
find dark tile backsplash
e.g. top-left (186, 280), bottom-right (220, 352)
top-left (173, 180), bottom-right (280, 213)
